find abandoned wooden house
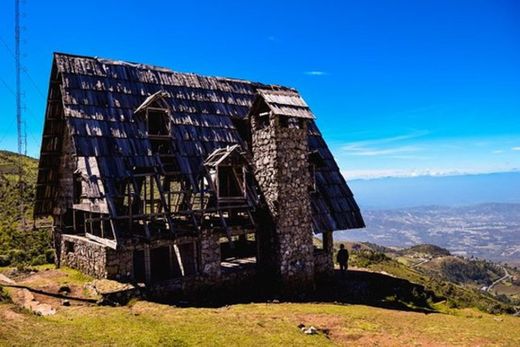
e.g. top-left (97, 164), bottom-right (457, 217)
top-left (34, 52), bottom-right (364, 293)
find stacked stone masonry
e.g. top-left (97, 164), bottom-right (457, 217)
top-left (252, 113), bottom-right (316, 289)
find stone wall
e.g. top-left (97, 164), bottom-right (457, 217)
top-left (59, 234), bottom-right (132, 280)
top-left (252, 112), bottom-right (315, 291)
top-left (60, 234), bottom-right (109, 278)
top-left (59, 227), bottom-right (248, 296)
top-left (315, 231), bottom-right (334, 278)
top-left (199, 229), bottom-right (221, 280)
top-left (314, 251), bottom-right (333, 278)
top-left (59, 234), bottom-right (203, 281)
top-left (106, 248), bottom-right (133, 280)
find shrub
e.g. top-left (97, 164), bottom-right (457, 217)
top-left (31, 254), bottom-right (47, 266)
top-left (45, 249), bottom-right (55, 264)
top-left (8, 249), bottom-right (27, 264)
top-left (0, 286), bottom-right (11, 302)
top-left (352, 249), bottom-right (390, 267)
top-left (0, 254), bottom-right (10, 267)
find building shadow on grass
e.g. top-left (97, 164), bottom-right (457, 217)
top-left (149, 269), bottom-right (441, 314)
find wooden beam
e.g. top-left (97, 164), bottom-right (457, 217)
top-left (144, 244), bottom-right (151, 284)
top-left (85, 232), bottom-right (117, 249)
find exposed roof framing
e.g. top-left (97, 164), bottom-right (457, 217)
top-left (134, 90), bottom-right (169, 114)
top-left (204, 145), bottom-right (245, 167)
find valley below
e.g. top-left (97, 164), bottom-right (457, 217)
top-left (337, 203), bottom-right (520, 266)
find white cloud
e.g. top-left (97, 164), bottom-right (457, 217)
top-left (341, 130), bottom-right (428, 157)
top-left (348, 145), bottom-right (422, 157)
top-left (512, 147), bottom-right (520, 151)
top-left (342, 168), bottom-right (518, 180)
top-left (492, 150), bottom-right (504, 154)
top-left (304, 71), bottom-right (327, 76)
top-left (341, 130), bottom-right (429, 150)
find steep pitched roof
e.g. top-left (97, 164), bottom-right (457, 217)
top-left (35, 52), bottom-right (364, 231)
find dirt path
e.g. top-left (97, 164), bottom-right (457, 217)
top-left (0, 272), bottom-right (56, 315)
top-left (0, 269), bottom-right (97, 315)
top-left (487, 266), bottom-right (512, 293)
top-left (412, 258), bottom-right (431, 268)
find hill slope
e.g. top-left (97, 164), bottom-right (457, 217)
top-left (0, 295), bottom-right (518, 346)
top-left (345, 242), bottom-right (520, 314)
top-left (0, 150), bottom-right (52, 267)
top-left (1, 266), bottom-right (520, 346)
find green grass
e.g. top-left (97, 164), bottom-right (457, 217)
top-left (0, 286), bottom-right (10, 303)
top-left (1, 300), bottom-right (519, 346)
top-left (56, 267), bottom-right (94, 286)
top-left (348, 251), bottom-right (516, 314)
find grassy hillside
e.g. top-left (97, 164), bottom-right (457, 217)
top-left (0, 150), bottom-right (518, 346)
top-left (344, 242), bottom-right (520, 314)
top-left (1, 264), bottom-right (519, 346)
top-left (398, 244), bottom-right (451, 257)
top-left (0, 150), bottom-right (39, 185)
top-left (0, 151), bottom-right (53, 267)
top-left (0, 297), bottom-right (519, 346)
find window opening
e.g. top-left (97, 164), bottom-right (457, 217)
top-left (217, 166), bottom-right (244, 198)
top-left (146, 108), bottom-right (170, 136)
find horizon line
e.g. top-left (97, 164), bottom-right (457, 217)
top-left (344, 168), bottom-right (520, 181)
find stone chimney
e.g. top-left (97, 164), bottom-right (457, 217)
top-left (249, 89), bottom-right (315, 292)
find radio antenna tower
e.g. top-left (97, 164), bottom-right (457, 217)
top-left (15, 0), bottom-right (26, 228)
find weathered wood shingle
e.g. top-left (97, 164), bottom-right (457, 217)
top-left (35, 52), bottom-right (364, 231)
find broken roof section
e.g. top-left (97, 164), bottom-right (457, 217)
top-left (134, 90), bottom-right (169, 114)
top-left (256, 89), bottom-right (315, 120)
top-left (204, 145), bottom-right (246, 167)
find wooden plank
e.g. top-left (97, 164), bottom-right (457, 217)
top-left (85, 232), bottom-right (117, 249)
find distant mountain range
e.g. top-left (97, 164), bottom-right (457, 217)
top-left (348, 171), bottom-right (520, 210)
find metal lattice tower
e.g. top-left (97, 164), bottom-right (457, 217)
top-left (15, 0), bottom-right (26, 227)
top-left (15, 0), bottom-right (22, 157)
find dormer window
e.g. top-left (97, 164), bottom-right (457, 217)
top-left (134, 91), bottom-right (171, 138)
top-left (204, 145), bottom-right (248, 203)
top-left (146, 107), bottom-right (170, 137)
top-left (217, 166), bottom-right (245, 199)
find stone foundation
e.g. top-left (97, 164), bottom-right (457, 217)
top-left (60, 235), bottom-right (110, 278)
top-left (58, 230), bottom-right (225, 282)
top-left (59, 235), bottom-right (134, 280)
top-left (57, 226), bottom-right (333, 297)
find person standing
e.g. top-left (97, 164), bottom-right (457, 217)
top-left (337, 244), bottom-right (349, 276)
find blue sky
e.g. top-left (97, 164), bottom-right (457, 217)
top-left (0, 0), bottom-right (519, 179)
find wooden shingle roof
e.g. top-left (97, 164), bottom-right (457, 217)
top-left (256, 89), bottom-right (315, 119)
top-left (35, 52), bottom-right (364, 231)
